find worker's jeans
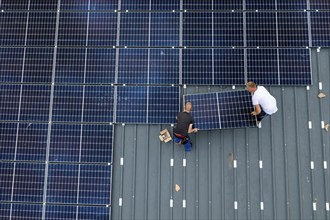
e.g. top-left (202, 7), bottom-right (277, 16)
top-left (256, 109), bottom-right (269, 122)
top-left (174, 135), bottom-right (192, 152)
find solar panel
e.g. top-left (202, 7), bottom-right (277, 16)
top-left (277, 12), bottom-right (308, 47)
top-left (50, 124), bottom-right (113, 163)
top-left (311, 12), bottom-right (330, 47)
top-left (184, 90), bottom-right (256, 130)
top-left (149, 49), bottom-right (179, 84)
top-left (246, 0), bottom-right (276, 10)
top-left (0, 162), bottom-right (14, 201)
top-left (45, 205), bottom-right (111, 220)
top-left (183, 0), bottom-right (243, 10)
top-left (0, 12), bottom-right (27, 46)
top-left (12, 162), bottom-right (45, 203)
top-left (11, 204), bottom-right (43, 219)
top-left (277, 0), bottom-right (307, 10)
top-left (150, 13), bottom-right (179, 47)
top-left (120, 12), bottom-right (149, 46)
top-left (310, 0), bottom-right (330, 10)
top-left (58, 12), bottom-right (88, 46)
top-left (46, 164), bottom-right (111, 205)
top-left (246, 12), bottom-right (277, 47)
top-left (0, 48), bottom-right (24, 83)
top-left (116, 86), bottom-right (179, 124)
top-left (88, 13), bottom-right (117, 46)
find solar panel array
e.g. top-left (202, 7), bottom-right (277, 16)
top-left (184, 90), bottom-right (257, 130)
top-left (1, 0), bottom-right (330, 219)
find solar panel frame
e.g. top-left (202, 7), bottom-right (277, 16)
top-left (11, 203), bottom-right (43, 219)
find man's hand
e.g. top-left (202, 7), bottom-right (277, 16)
top-left (193, 128), bottom-right (199, 133)
top-left (251, 111), bottom-right (258, 116)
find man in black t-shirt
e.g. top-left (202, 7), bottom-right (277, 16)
top-left (173, 102), bottom-right (198, 151)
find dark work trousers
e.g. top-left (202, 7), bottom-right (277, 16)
top-left (173, 133), bottom-right (192, 152)
top-left (256, 106), bottom-right (269, 122)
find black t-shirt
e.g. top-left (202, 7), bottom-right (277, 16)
top-left (173, 111), bottom-right (195, 137)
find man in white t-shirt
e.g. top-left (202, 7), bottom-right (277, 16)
top-left (246, 81), bottom-right (278, 123)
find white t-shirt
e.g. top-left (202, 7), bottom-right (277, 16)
top-left (252, 86), bottom-right (278, 115)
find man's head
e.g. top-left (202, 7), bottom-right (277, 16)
top-left (246, 81), bottom-right (257, 93)
top-left (184, 102), bottom-right (192, 112)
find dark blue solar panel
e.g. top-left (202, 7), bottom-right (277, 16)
top-left (279, 49), bottom-right (311, 85)
top-left (149, 49), bottom-right (179, 84)
top-left (0, 0), bottom-right (28, 10)
top-left (121, 0), bottom-right (150, 10)
top-left (90, 0), bottom-right (118, 10)
top-left (310, 0), bottom-right (330, 10)
top-left (218, 90), bottom-right (256, 129)
top-left (151, 0), bottom-right (180, 10)
top-left (51, 124), bottom-right (114, 163)
top-left (120, 13), bottom-right (149, 46)
top-left (45, 205), bottom-right (77, 219)
top-left (184, 90), bottom-right (256, 130)
top-left (78, 206), bottom-right (111, 219)
top-left (58, 12), bottom-right (88, 46)
top-left (246, 0), bottom-right (276, 10)
top-left (11, 204), bottom-right (43, 219)
top-left (246, 12), bottom-right (277, 47)
top-left (182, 49), bottom-right (213, 85)
top-left (83, 86), bottom-right (114, 123)
top-left (214, 0), bottom-right (243, 10)
top-left (116, 86), bottom-right (148, 123)
top-left (214, 12), bottom-right (244, 47)
top-left (0, 84), bottom-right (20, 121)
top-left (86, 49), bottom-right (116, 84)
top-left (47, 164), bottom-right (79, 204)
top-left (0, 203), bottom-right (11, 219)
top-left (61, 0), bottom-right (118, 10)
top-left (81, 124), bottom-right (113, 163)
top-left (78, 165), bottom-right (111, 204)
top-left (0, 123), bottom-right (17, 160)
top-left (148, 86), bottom-right (179, 124)
top-left (150, 13), bottom-right (179, 47)
top-left (13, 163), bottom-right (45, 202)
top-left (27, 12), bottom-right (56, 46)
top-left (277, 12), bottom-right (309, 47)
top-left (277, 0), bottom-right (307, 10)
top-left (183, 0), bottom-right (243, 10)
top-left (247, 48), bottom-right (279, 85)
top-left (183, 13), bottom-right (212, 47)
top-left (24, 48), bottom-right (53, 83)
top-left (52, 85), bottom-right (83, 122)
top-left (47, 164), bottom-right (111, 205)
top-left (0, 12), bottom-right (27, 46)
top-left (30, 0), bottom-right (57, 10)
top-left (0, 162), bottom-right (14, 201)
top-left (55, 48), bottom-right (86, 84)
top-left (0, 48), bottom-right (24, 83)
top-left (16, 123), bottom-right (48, 161)
top-left (88, 13), bottom-right (117, 46)
top-left (118, 49), bottom-right (148, 84)
top-left (20, 85), bottom-right (50, 121)
top-left (184, 93), bottom-right (220, 130)
top-left (50, 124), bottom-right (81, 162)
top-left (214, 48), bottom-right (245, 85)
top-left (311, 12), bottom-right (330, 47)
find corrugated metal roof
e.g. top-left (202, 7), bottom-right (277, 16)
top-left (110, 48), bottom-right (330, 219)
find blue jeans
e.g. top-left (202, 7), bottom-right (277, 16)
top-left (173, 135), bottom-right (192, 152)
top-left (256, 108), bottom-right (269, 122)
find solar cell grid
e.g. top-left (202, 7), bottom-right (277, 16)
top-left (0, 0), bottom-right (29, 10)
top-left (277, 0), bottom-right (307, 10)
top-left (88, 12), bottom-right (117, 46)
top-left (121, 0), bottom-right (150, 10)
top-left (0, 123), bottom-right (17, 160)
top-left (0, 12), bottom-right (27, 46)
top-left (150, 12), bottom-right (179, 47)
top-left (0, 48), bottom-right (24, 83)
top-left (246, 0), bottom-right (276, 10)
top-left (57, 12), bottom-right (88, 46)
top-left (310, 0), bottom-right (330, 10)
top-left (311, 12), bottom-right (330, 47)
top-left (27, 12), bottom-right (56, 46)
top-left (246, 12), bottom-right (277, 47)
top-left (0, 162), bottom-right (14, 201)
top-left (213, 12), bottom-right (244, 47)
top-left (182, 49), bottom-right (213, 85)
top-left (0, 84), bottom-right (21, 121)
top-left (214, 48), bottom-right (245, 85)
top-left (149, 49), bottom-right (179, 84)
top-left (183, 12), bottom-right (213, 47)
top-left (11, 204), bottom-right (43, 219)
top-left (184, 90), bottom-right (256, 130)
top-left (247, 48), bottom-right (279, 85)
top-left (12, 162), bottom-right (45, 203)
top-left (277, 12), bottom-right (309, 47)
top-left (119, 12), bottom-right (149, 46)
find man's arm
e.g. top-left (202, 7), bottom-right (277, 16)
top-left (188, 124), bottom-right (198, 133)
top-left (251, 104), bottom-right (261, 116)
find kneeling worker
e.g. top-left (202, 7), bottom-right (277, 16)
top-left (173, 102), bottom-right (198, 151)
top-left (246, 81), bottom-right (278, 124)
